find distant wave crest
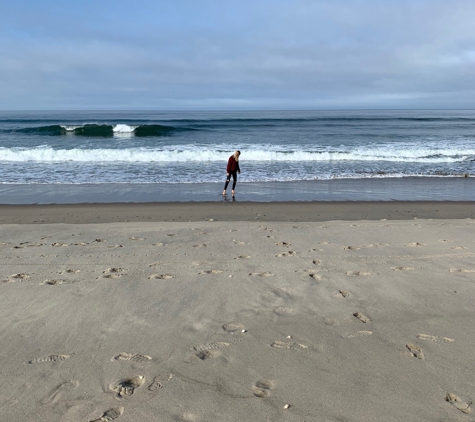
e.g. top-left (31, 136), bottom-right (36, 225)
top-left (8, 124), bottom-right (180, 137)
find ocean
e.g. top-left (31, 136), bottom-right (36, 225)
top-left (1, 109), bottom-right (475, 203)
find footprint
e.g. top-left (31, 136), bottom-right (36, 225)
top-left (60, 269), bottom-right (80, 274)
top-left (42, 380), bottom-right (79, 405)
top-left (42, 279), bottom-right (67, 286)
top-left (13, 243), bottom-right (44, 249)
top-left (191, 260), bottom-right (209, 266)
top-left (148, 274), bottom-right (173, 280)
top-left (52, 242), bottom-right (68, 247)
top-left (10, 273), bottom-right (29, 280)
top-left (110, 375), bottom-right (145, 398)
top-left (252, 380), bottom-right (274, 398)
top-left (342, 331), bottom-right (373, 339)
top-left (449, 268), bottom-right (475, 273)
top-left (235, 255), bottom-right (250, 259)
top-left (406, 242), bottom-right (425, 247)
top-left (249, 272), bottom-right (274, 277)
top-left (147, 377), bottom-right (163, 392)
top-left (270, 341), bottom-right (307, 350)
top-left (108, 244), bottom-right (124, 249)
top-left (193, 244), bottom-right (207, 247)
top-left (417, 334), bottom-right (454, 343)
top-left (152, 242), bottom-right (164, 246)
top-left (196, 349), bottom-right (221, 360)
top-left (353, 312), bottom-right (370, 323)
top-left (101, 274), bottom-right (120, 279)
top-left (391, 266), bottom-right (415, 271)
top-left (104, 268), bottom-right (125, 273)
top-left (129, 237), bottom-right (144, 240)
top-left (273, 307), bottom-right (295, 316)
top-left (178, 412), bottom-right (198, 422)
top-left (309, 274), bottom-right (322, 281)
top-left (233, 240), bottom-right (247, 245)
top-left (342, 246), bottom-right (360, 250)
top-left (346, 271), bottom-right (375, 276)
top-left (29, 354), bottom-right (72, 364)
top-left (93, 239), bottom-right (106, 242)
top-left (193, 342), bottom-right (231, 352)
top-left (275, 241), bottom-right (291, 246)
top-left (73, 242), bottom-right (88, 246)
top-left (276, 251), bottom-right (296, 257)
top-left (113, 352), bottom-right (152, 362)
top-left (451, 246), bottom-right (467, 250)
top-left (199, 270), bottom-right (223, 274)
top-left (406, 343), bottom-right (425, 359)
top-left (222, 322), bottom-right (246, 333)
top-left (446, 392), bottom-right (473, 414)
top-left (89, 406), bottom-right (124, 422)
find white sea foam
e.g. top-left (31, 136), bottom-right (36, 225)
top-left (0, 146), bottom-right (472, 163)
top-left (60, 125), bottom-right (81, 131)
top-left (113, 124), bottom-right (137, 133)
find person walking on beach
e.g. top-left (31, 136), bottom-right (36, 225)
top-left (222, 150), bottom-right (241, 197)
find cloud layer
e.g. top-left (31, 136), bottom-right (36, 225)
top-left (1, 0), bottom-right (475, 109)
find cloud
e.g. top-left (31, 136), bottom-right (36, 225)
top-left (1, 0), bottom-right (475, 109)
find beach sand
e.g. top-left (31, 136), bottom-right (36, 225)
top-left (1, 203), bottom-right (474, 421)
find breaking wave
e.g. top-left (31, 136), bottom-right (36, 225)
top-left (7, 124), bottom-right (182, 137)
top-left (0, 146), bottom-right (473, 163)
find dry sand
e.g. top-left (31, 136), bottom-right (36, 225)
top-left (1, 206), bottom-right (474, 421)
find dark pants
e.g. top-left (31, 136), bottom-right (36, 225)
top-left (224, 172), bottom-right (237, 191)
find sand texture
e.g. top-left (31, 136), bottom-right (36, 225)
top-left (1, 218), bottom-right (474, 421)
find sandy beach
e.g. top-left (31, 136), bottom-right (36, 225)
top-left (1, 203), bottom-right (474, 421)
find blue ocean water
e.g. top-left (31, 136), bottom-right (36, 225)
top-left (1, 110), bottom-right (474, 186)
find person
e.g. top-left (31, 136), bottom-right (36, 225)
top-left (222, 150), bottom-right (241, 197)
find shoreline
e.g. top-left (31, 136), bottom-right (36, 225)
top-left (1, 177), bottom-right (475, 204)
top-left (1, 201), bottom-right (475, 224)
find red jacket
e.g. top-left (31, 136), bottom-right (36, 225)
top-left (226, 156), bottom-right (240, 173)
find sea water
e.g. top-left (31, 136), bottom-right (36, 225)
top-left (1, 110), bottom-right (475, 202)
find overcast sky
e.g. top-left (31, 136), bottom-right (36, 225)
top-left (1, 0), bottom-right (475, 110)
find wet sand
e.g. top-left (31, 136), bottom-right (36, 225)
top-left (1, 201), bottom-right (475, 224)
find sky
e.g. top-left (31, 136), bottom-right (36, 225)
top-left (1, 0), bottom-right (475, 110)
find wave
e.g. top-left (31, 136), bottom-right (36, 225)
top-left (5, 124), bottom-right (182, 137)
top-left (0, 146), bottom-right (473, 163)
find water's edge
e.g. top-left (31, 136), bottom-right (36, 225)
top-left (1, 177), bottom-right (474, 204)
